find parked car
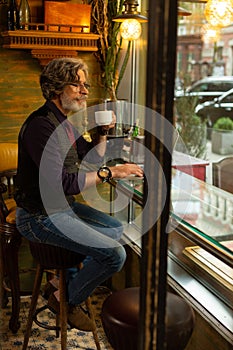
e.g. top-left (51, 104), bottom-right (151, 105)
top-left (175, 76), bottom-right (233, 105)
top-left (195, 88), bottom-right (233, 128)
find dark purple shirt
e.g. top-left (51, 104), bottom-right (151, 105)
top-left (22, 100), bottom-right (102, 196)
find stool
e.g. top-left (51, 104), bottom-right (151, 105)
top-left (101, 287), bottom-right (195, 350)
top-left (0, 143), bottom-right (21, 333)
top-left (22, 241), bottom-right (101, 350)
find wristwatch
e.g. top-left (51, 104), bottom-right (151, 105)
top-left (97, 166), bottom-right (112, 183)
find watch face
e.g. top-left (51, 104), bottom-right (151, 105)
top-left (99, 168), bottom-right (109, 178)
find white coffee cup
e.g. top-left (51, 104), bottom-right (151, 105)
top-left (95, 110), bottom-right (112, 125)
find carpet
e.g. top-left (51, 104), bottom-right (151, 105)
top-left (0, 287), bottom-right (113, 350)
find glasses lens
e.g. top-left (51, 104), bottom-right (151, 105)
top-left (84, 83), bottom-right (90, 90)
top-left (69, 83), bottom-right (90, 90)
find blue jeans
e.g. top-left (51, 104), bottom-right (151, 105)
top-left (16, 201), bottom-right (126, 305)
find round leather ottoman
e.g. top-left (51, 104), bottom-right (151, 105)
top-left (101, 287), bottom-right (195, 350)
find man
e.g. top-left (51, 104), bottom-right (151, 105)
top-left (15, 57), bottom-right (143, 331)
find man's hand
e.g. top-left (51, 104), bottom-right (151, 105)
top-left (99, 112), bottom-right (116, 134)
top-left (110, 163), bottom-right (144, 178)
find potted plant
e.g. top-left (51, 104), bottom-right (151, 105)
top-left (90, 0), bottom-right (132, 101)
top-left (175, 94), bottom-right (207, 159)
top-left (211, 117), bottom-right (233, 155)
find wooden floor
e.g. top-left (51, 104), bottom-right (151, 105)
top-left (1, 288), bottom-right (113, 350)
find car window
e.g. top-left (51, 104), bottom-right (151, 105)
top-left (222, 92), bottom-right (233, 103)
top-left (190, 81), bottom-right (233, 93)
top-left (216, 82), bottom-right (233, 92)
top-left (191, 83), bottom-right (208, 92)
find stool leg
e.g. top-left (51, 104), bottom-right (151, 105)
top-left (85, 297), bottom-right (101, 350)
top-left (59, 269), bottom-right (67, 350)
top-left (22, 264), bottom-right (44, 350)
top-left (0, 243), bottom-right (8, 308)
top-left (55, 313), bottom-right (60, 338)
top-left (3, 230), bottom-right (21, 333)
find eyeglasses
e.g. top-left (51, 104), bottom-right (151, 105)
top-left (68, 82), bottom-right (91, 91)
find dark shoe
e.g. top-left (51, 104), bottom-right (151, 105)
top-left (68, 304), bottom-right (95, 332)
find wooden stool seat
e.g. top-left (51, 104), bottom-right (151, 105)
top-left (22, 241), bottom-right (101, 350)
top-left (101, 287), bottom-right (195, 350)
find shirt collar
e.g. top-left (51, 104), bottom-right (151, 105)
top-left (45, 100), bottom-right (80, 137)
top-left (45, 100), bottom-right (67, 124)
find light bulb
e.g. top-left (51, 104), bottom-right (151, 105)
top-left (204, 0), bottom-right (233, 27)
top-left (120, 19), bottom-right (142, 40)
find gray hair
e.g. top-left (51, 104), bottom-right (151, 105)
top-left (40, 57), bottom-right (88, 100)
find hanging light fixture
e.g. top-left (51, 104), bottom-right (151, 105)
top-left (112, 1), bottom-right (147, 41)
top-left (204, 0), bottom-right (233, 27)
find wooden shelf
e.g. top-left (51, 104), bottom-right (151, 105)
top-left (1, 25), bottom-right (100, 65)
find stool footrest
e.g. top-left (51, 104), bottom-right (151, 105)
top-left (33, 305), bottom-right (68, 333)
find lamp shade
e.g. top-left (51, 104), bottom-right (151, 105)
top-left (120, 19), bottom-right (142, 40)
top-left (112, 0), bottom-right (148, 22)
top-left (204, 0), bottom-right (233, 27)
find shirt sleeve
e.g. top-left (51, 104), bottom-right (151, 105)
top-left (75, 133), bottom-right (105, 164)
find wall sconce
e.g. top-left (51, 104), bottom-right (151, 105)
top-left (204, 0), bottom-right (233, 27)
top-left (112, 1), bottom-right (147, 41)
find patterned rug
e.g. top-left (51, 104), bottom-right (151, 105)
top-left (0, 287), bottom-right (113, 350)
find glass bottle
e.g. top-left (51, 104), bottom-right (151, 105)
top-left (132, 122), bottom-right (139, 138)
top-left (19, 0), bottom-right (31, 30)
top-left (7, 0), bottom-right (19, 31)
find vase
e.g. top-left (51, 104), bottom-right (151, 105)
top-left (211, 130), bottom-right (233, 155)
top-left (19, 0), bottom-right (31, 30)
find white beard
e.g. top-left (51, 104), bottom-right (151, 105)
top-left (60, 91), bottom-right (87, 113)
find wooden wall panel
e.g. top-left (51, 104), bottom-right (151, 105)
top-left (0, 1), bottom-right (103, 143)
top-left (0, 47), bottom-right (43, 143)
top-left (0, 46), bottom-right (103, 143)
